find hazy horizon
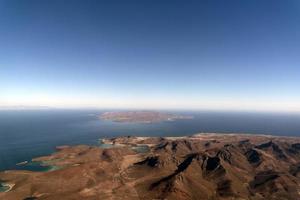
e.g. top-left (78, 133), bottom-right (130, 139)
top-left (1, 105), bottom-right (300, 115)
top-left (1, 0), bottom-right (300, 112)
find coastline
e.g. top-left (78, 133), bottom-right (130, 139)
top-left (1, 133), bottom-right (300, 199)
top-left (0, 182), bottom-right (15, 193)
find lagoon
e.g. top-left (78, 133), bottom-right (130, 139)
top-left (0, 109), bottom-right (300, 171)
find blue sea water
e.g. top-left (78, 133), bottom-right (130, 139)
top-left (0, 109), bottom-right (300, 171)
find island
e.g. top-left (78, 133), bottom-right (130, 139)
top-left (1, 133), bottom-right (300, 200)
top-left (100, 111), bottom-right (193, 123)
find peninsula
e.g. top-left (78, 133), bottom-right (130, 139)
top-left (1, 133), bottom-right (300, 200)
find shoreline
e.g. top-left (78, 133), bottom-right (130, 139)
top-left (1, 132), bottom-right (300, 173)
top-left (0, 183), bottom-right (15, 193)
top-left (1, 133), bottom-right (300, 199)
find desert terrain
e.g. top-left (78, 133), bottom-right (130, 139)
top-left (1, 133), bottom-right (300, 200)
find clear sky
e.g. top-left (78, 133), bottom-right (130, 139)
top-left (1, 0), bottom-right (300, 112)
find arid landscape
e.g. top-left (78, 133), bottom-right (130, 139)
top-left (1, 133), bottom-right (300, 200)
top-left (2, 1), bottom-right (300, 200)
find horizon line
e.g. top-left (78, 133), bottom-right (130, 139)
top-left (1, 105), bottom-right (300, 114)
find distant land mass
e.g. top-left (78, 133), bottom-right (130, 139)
top-left (1, 133), bottom-right (300, 199)
top-left (100, 111), bottom-right (193, 123)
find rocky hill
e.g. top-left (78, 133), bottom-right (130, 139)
top-left (1, 133), bottom-right (300, 200)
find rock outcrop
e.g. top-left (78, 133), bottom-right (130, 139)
top-left (1, 134), bottom-right (300, 200)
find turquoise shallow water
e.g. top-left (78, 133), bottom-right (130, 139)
top-left (1, 109), bottom-right (300, 171)
top-left (132, 145), bottom-right (150, 153)
top-left (0, 183), bottom-right (10, 192)
top-left (16, 161), bottom-right (60, 172)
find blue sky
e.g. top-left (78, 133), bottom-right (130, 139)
top-left (1, 0), bottom-right (300, 111)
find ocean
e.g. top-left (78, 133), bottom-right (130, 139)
top-left (0, 109), bottom-right (300, 171)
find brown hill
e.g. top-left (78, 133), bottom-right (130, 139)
top-left (1, 134), bottom-right (300, 200)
